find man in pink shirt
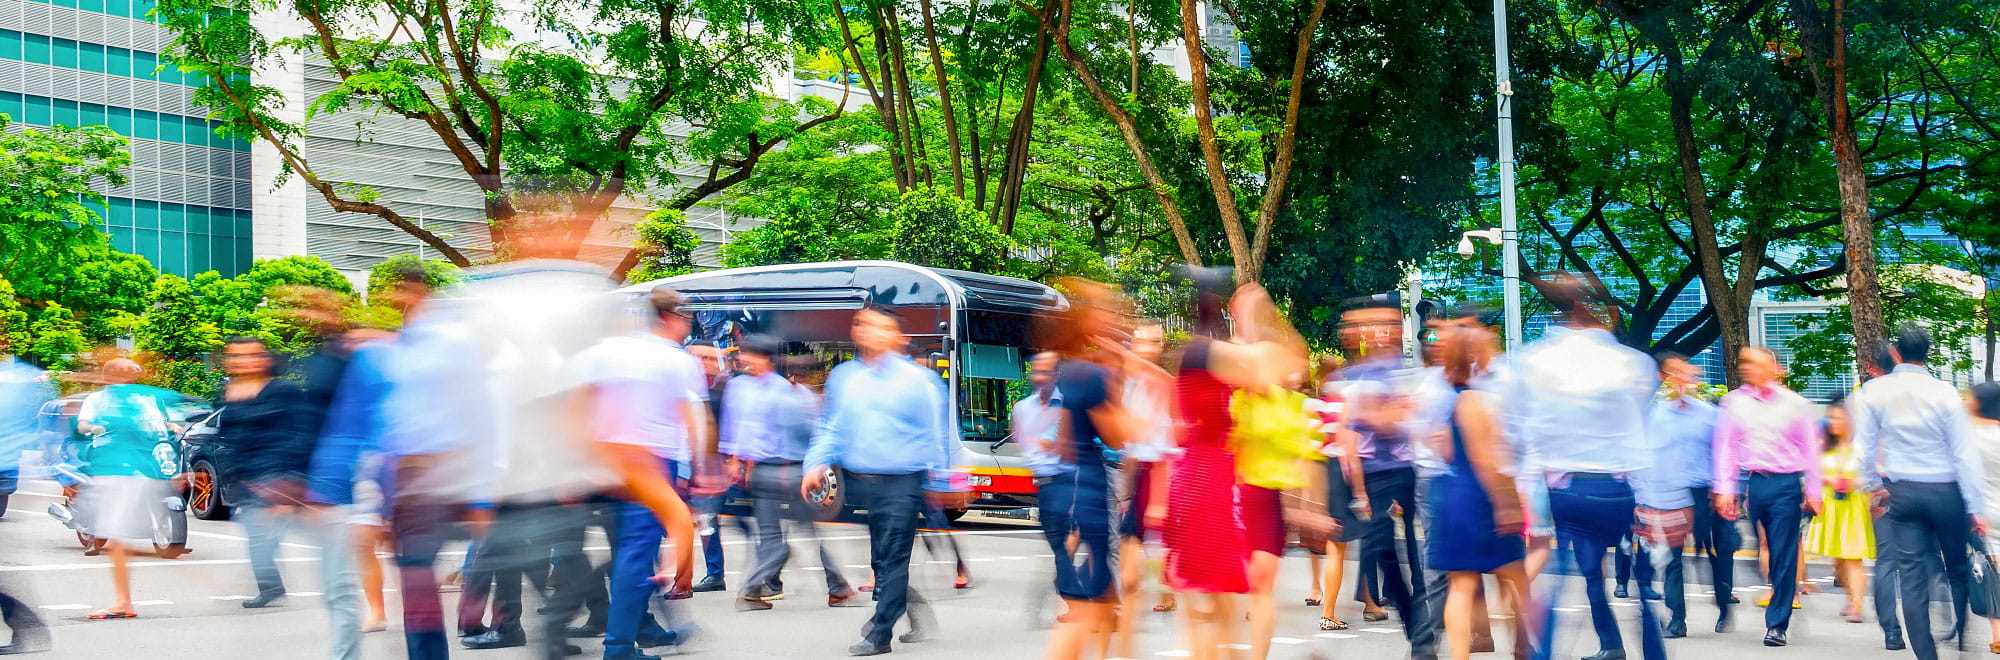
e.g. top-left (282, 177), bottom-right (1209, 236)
top-left (1711, 346), bottom-right (1824, 647)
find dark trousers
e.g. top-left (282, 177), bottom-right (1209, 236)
top-left (1875, 509), bottom-right (1903, 637)
top-left (691, 493), bottom-right (727, 579)
top-left (848, 471), bottom-right (930, 647)
top-left (1884, 480), bottom-right (1974, 660)
top-left (0, 585), bottom-right (47, 651)
top-left (391, 497), bottom-right (457, 660)
top-left (1616, 531), bottom-right (1656, 589)
top-left (1688, 486), bottom-right (1738, 622)
top-left (604, 500), bottom-right (678, 658)
top-left (457, 536), bottom-right (522, 634)
top-left (1541, 475), bottom-right (1639, 658)
top-left (1356, 467), bottom-right (1433, 654)
top-left (472, 504), bottom-right (591, 660)
top-left (1648, 539), bottom-right (1687, 626)
top-left (741, 462), bottom-right (851, 597)
top-left (1745, 473), bottom-right (1804, 632)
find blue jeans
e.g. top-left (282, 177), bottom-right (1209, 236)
top-left (606, 459), bottom-right (684, 659)
top-left (1540, 475), bottom-right (1643, 659)
top-left (1745, 473), bottom-right (1804, 632)
top-left (238, 501), bottom-right (292, 593)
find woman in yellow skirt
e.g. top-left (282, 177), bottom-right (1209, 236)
top-left (1805, 398), bottom-right (1873, 623)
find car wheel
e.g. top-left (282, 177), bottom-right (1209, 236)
top-left (187, 460), bottom-right (230, 521)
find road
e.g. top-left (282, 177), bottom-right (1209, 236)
top-left (0, 482), bottom-right (1957, 659)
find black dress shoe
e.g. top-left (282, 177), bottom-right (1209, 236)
top-left (565, 622), bottom-right (604, 638)
top-left (1726, 595), bottom-right (1741, 604)
top-left (1614, 585), bottom-right (1630, 599)
top-left (1665, 621), bottom-right (1687, 639)
top-left (1715, 616), bottom-right (1733, 634)
top-left (848, 641), bottom-right (892, 656)
top-left (737, 596), bottom-right (774, 611)
top-left (1885, 632), bottom-right (1906, 651)
top-left (1580, 650), bottom-right (1626, 660)
top-left (1640, 586), bottom-right (1663, 600)
top-left (242, 587), bottom-right (288, 609)
top-left (1762, 628), bottom-right (1787, 647)
top-left (692, 575), bottom-right (726, 592)
top-left (462, 628), bottom-right (528, 649)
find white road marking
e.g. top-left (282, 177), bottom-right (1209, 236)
top-left (1554, 607), bottom-right (1581, 613)
top-left (1612, 603), bottom-right (1636, 608)
top-left (186, 529), bottom-right (321, 551)
top-left (131, 600), bottom-right (173, 606)
top-left (1315, 633), bottom-right (1357, 639)
top-left (289, 592), bottom-right (322, 597)
top-left (0, 556), bottom-right (322, 573)
top-left (1362, 628), bottom-right (1401, 634)
top-left (1271, 637), bottom-right (1306, 645)
top-left (39, 604), bottom-right (90, 610)
top-left (211, 595), bottom-right (252, 601)
top-left (1154, 651), bottom-right (1193, 657)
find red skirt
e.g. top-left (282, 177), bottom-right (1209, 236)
top-left (1163, 447), bottom-right (1250, 594)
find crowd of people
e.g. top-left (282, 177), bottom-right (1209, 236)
top-left (1, 256), bottom-right (1999, 660)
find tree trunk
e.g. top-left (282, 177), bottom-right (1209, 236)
top-left (1664, 62), bottom-right (1749, 386)
top-left (882, 5), bottom-right (932, 188)
top-left (1795, 0), bottom-right (1885, 376)
top-left (1045, 0), bottom-right (1201, 266)
top-left (993, 0), bottom-right (1057, 234)
top-left (1243, 0), bottom-right (1328, 282)
top-left (1178, 0), bottom-right (1254, 281)
top-left (917, 0), bottom-right (964, 198)
top-left (837, 4), bottom-right (910, 192)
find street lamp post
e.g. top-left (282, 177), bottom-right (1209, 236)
top-left (1492, 0), bottom-right (1523, 351)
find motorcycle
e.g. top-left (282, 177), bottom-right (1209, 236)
top-left (45, 431), bottom-right (191, 559)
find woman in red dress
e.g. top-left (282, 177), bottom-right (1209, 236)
top-left (1160, 271), bottom-right (1306, 660)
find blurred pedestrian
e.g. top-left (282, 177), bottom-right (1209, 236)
top-left (685, 341), bottom-right (732, 593)
top-left (1425, 323), bottom-right (1530, 660)
top-left (1643, 352), bottom-right (1730, 638)
top-left (1711, 346), bottom-right (1822, 647)
top-left (725, 333), bottom-right (857, 611)
top-left (1038, 278), bottom-right (1143, 659)
top-left (0, 347), bottom-right (53, 653)
top-left (1329, 296), bottom-right (1436, 659)
top-left (578, 285), bottom-right (707, 659)
top-left (75, 359), bottom-right (184, 621)
top-left (1854, 326), bottom-right (1989, 660)
top-left (802, 307), bottom-right (959, 656)
top-left (218, 336), bottom-right (313, 609)
top-left (1858, 341), bottom-right (1905, 650)
top-left (1508, 275), bottom-right (1657, 660)
top-left (1969, 382), bottom-right (2000, 654)
top-left (1113, 318), bottom-right (1175, 658)
top-left (1805, 396), bottom-right (1873, 624)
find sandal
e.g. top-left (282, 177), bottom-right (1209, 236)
top-left (1988, 641), bottom-right (2000, 655)
top-left (87, 609), bottom-right (136, 620)
top-left (954, 575), bottom-right (972, 590)
top-left (1152, 602), bottom-right (1177, 613)
top-left (1363, 610), bottom-right (1389, 622)
top-left (1319, 617), bottom-right (1349, 631)
top-left (1306, 597), bottom-right (1323, 607)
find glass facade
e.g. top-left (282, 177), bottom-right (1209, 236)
top-left (0, 0), bottom-right (251, 276)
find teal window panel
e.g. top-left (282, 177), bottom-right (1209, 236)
top-left (188, 231), bottom-right (209, 270)
top-left (23, 95), bottom-right (50, 125)
top-left (108, 106), bottom-right (132, 135)
top-left (210, 236), bottom-right (234, 273)
top-left (133, 109), bottom-right (156, 139)
top-left (107, 47), bottom-right (130, 77)
top-left (80, 102), bottom-right (106, 128)
top-left (159, 202), bottom-right (184, 232)
top-left (232, 208), bottom-right (251, 237)
top-left (185, 205), bottom-right (207, 235)
top-left (23, 34), bottom-right (48, 65)
top-left (185, 116), bottom-right (208, 146)
top-left (159, 231), bottom-right (185, 274)
top-left (51, 37), bottom-right (76, 69)
top-left (110, 225), bottom-right (135, 253)
top-left (104, 0), bottom-right (130, 19)
top-left (133, 51), bottom-right (157, 79)
top-left (80, 42), bottom-right (104, 74)
top-left (52, 0), bottom-right (76, 10)
top-left (78, 0), bottom-right (104, 14)
top-left (0, 30), bottom-right (21, 61)
top-left (0, 93), bottom-right (21, 123)
top-left (131, 0), bottom-right (155, 20)
top-left (132, 228), bottom-right (160, 264)
top-left (51, 99), bottom-right (77, 127)
top-left (233, 237), bottom-right (250, 276)
top-left (109, 197), bottom-right (135, 225)
top-left (134, 200), bottom-right (158, 229)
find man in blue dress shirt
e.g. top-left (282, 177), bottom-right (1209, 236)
top-left (1508, 276), bottom-right (1659, 660)
top-left (1854, 327), bottom-right (1989, 660)
top-left (725, 334), bottom-right (856, 611)
top-left (1636, 352), bottom-right (1727, 638)
top-left (803, 307), bottom-right (962, 656)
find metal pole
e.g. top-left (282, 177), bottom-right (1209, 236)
top-left (1408, 267), bottom-right (1423, 361)
top-left (1493, 0), bottom-right (1523, 351)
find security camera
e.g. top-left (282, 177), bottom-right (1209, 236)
top-left (1457, 235), bottom-right (1477, 257)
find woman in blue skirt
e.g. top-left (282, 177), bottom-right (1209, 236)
top-left (1424, 324), bottom-right (1531, 660)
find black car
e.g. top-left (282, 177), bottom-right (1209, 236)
top-left (176, 407), bottom-right (232, 520)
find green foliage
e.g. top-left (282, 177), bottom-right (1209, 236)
top-left (135, 275), bottom-right (222, 360)
top-left (1786, 258), bottom-right (1989, 388)
top-left (142, 358), bottom-right (223, 401)
top-left (624, 209), bottom-right (703, 284)
top-left (890, 187), bottom-right (1011, 274)
top-left (0, 278), bottom-right (29, 357)
top-left (23, 303), bottom-right (87, 370)
top-left (10, 244), bottom-right (160, 343)
top-left (0, 115), bottom-right (133, 285)
top-left (366, 255), bottom-right (461, 297)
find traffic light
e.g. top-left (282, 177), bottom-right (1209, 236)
top-left (1413, 298), bottom-right (1455, 325)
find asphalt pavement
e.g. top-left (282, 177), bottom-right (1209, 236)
top-left (0, 482), bottom-right (1969, 659)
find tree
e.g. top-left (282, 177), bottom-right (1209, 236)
top-left (0, 115), bottom-right (132, 283)
top-left (624, 210), bottom-right (703, 284)
top-left (890, 187), bottom-right (1011, 273)
top-left (135, 275), bottom-right (223, 360)
top-left (0, 279), bottom-right (28, 356)
top-left (23, 303), bottom-right (88, 370)
top-left (193, 256), bottom-right (354, 339)
top-left (9, 243), bottom-right (159, 343)
top-left (155, 0), bottom-right (845, 266)
top-left (366, 255), bottom-right (462, 297)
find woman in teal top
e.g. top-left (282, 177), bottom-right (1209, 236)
top-left (75, 359), bottom-right (184, 620)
